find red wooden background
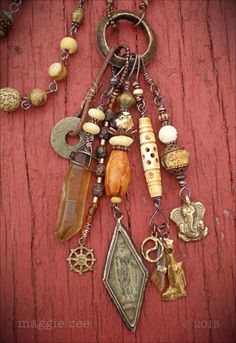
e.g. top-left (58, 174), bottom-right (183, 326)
top-left (0, 1), bottom-right (235, 343)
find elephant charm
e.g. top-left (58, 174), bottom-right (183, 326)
top-left (170, 195), bottom-right (208, 242)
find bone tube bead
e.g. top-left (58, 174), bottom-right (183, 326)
top-left (139, 117), bottom-right (162, 198)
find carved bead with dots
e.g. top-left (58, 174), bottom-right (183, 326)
top-left (158, 125), bottom-right (178, 144)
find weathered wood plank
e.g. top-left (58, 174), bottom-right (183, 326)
top-left (0, 1), bottom-right (235, 343)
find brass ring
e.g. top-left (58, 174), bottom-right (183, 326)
top-left (96, 10), bottom-right (157, 68)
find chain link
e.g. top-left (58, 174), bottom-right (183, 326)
top-left (9, 0), bottom-right (22, 14)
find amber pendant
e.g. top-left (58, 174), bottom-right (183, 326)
top-left (103, 220), bottom-right (148, 332)
top-left (55, 163), bottom-right (91, 242)
top-left (151, 245), bottom-right (167, 291)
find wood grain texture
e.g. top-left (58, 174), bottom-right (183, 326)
top-left (0, 1), bottom-right (235, 343)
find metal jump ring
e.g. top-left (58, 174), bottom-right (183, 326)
top-left (96, 10), bottom-right (156, 69)
top-left (179, 186), bottom-right (191, 201)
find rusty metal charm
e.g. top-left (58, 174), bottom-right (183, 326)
top-left (67, 245), bottom-right (96, 275)
top-left (103, 219), bottom-right (148, 332)
top-left (170, 195), bottom-right (208, 242)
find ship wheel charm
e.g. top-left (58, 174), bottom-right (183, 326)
top-left (67, 245), bottom-right (96, 275)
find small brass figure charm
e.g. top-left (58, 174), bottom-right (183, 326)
top-left (170, 195), bottom-right (208, 242)
top-left (162, 239), bottom-right (187, 301)
top-left (67, 245), bottom-right (96, 275)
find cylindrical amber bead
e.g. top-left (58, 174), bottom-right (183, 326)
top-left (105, 150), bottom-right (130, 197)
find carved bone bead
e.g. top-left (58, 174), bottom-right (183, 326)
top-left (105, 150), bottom-right (130, 197)
top-left (158, 125), bottom-right (178, 144)
top-left (139, 117), bottom-right (162, 198)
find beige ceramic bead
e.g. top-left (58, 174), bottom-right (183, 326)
top-left (133, 88), bottom-right (144, 96)
top-left (88, 108), bottom-right (105, 121)
top-left (0, 87), bottom-right (21, 111)
top-left (29, 88), bottom-right (47, 107)
top-left (60, 37), bottom-right (78, 54)
top-left (109, 135), bottom-right (134, 147)
top-left (83, 122), bottom-right (100, 135)
top-left (111, 196), bottom-right (122, 204)
top-left (48, 63), bottom-right (67, 81)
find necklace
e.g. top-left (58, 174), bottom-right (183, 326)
top-left (0, 0), bottom-right (209, 332)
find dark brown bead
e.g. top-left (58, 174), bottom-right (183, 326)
top-left (105, 109), bottom-right (115, 121)
top-left (99, 127), bottom-right (110, 140)
top-left (96, 145), bottom-right (106, 158)
top-left (95, 163), bottom-right (106, 177)
top-left (92, 183), bottom-right (104, 197)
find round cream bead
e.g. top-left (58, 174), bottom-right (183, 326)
top-left (60, 37), bottom-right (78, 54)
top-left (109, 135), bottom-right (134, 147)
top-left (158, 125), bottom-right (178, 144)
top-left (83, 122), bottom-right (100, 135)
top-left (88, 108), bottom-right (105, 121)
top-left (111, 196), bottom-right (122, 204)
top-left (133, 88), bottom-right (144, 96)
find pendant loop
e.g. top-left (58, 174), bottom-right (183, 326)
top-left (96, 10), bottom-right (157, 68)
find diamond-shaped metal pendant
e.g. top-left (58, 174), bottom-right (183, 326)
top-left (103, 220), bottom-right (148, 332)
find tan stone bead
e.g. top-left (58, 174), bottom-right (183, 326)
top-left (60, 37), bottom-right (78, 54)
top-left (83, 122), bottom-right (100, 135)
top-left (48, 62), bottom-right (67, 81)
top-left (88, 108), bottom-right (105, 121)
top-left (29, 88), bottom-right (47, 107)
top-left (111, 196), bottom-right (122, 204)
top-left (0, 87), bottom-right (21, 111)
top-left (109, 135), bottom-right (134, 147)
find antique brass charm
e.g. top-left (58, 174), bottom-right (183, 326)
top-left (162, 240), bottom-right (187, 301)
top-left (67, 245), bottom-right (96, 275)
top-left (170, 195), bottom-right (208, 242)
top-left (141, 235), bottom-right (164, 263)
top-left (103, 220), bottom-right (148, 332)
